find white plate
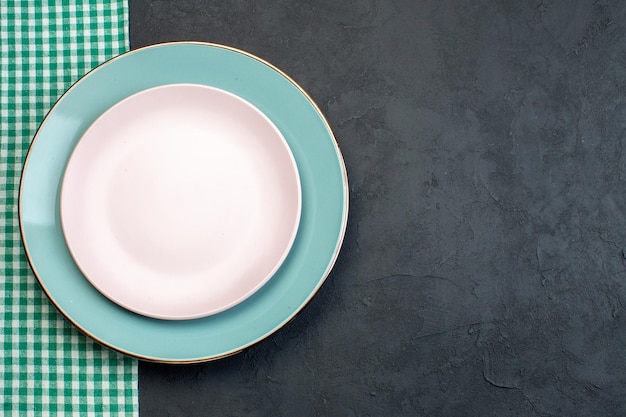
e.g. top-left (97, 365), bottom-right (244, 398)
top-left (60, 83), bottom-right (302, 320)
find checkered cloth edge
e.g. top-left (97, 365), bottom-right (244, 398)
top-left (0, 2), bottom-right (137, 416)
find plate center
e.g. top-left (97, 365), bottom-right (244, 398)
top-left (105, 120), bottom-right (257, 275)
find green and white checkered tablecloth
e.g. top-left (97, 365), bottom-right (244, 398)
top-left (0, 2), bottom-right (138, 415)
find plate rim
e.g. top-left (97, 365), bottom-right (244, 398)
top-left (18, 41), bottom-right (349, 363)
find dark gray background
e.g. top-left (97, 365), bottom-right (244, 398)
top-left (130, 1), bottom-right (626, 415)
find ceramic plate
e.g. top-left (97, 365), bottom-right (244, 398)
top-left (60, 84), bottom-right (301, 320)
top-left (19, 42), bottom-right (348, 363)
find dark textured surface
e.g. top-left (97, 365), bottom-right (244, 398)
top-left (130, 1), bottom-right (626, 415)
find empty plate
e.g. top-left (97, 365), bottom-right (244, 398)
top-left (20, 42), bottom-right (348, 362)
top-left (60, 83), bottom-right (302, 320)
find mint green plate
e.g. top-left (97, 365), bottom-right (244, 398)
top-left (19, 42), bottom-right (348, 363)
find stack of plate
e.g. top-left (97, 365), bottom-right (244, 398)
top-left (19, 42), bottom-right (348, 363)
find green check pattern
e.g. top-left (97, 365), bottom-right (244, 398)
top-left (0, 2), bottom-right (137, 416)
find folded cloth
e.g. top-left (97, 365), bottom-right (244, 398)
top-left (0, 2), bottom-right (137, 415)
